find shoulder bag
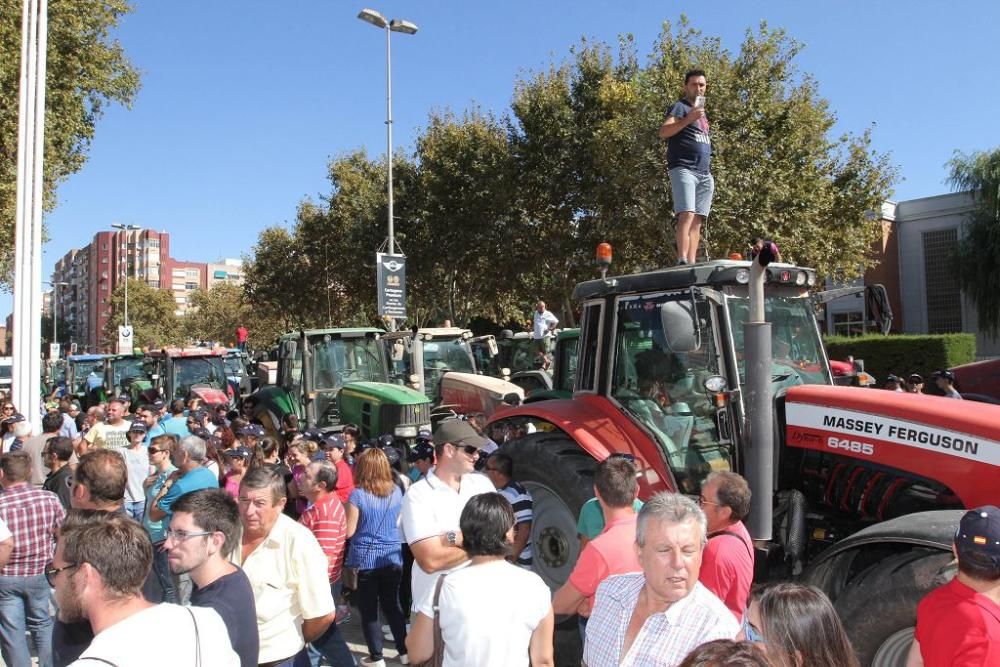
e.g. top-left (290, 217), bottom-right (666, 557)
top-left (412, 574), bottom-right (447, 667)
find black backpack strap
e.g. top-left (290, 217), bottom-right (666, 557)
top-left (708, 529), bottom-right (754, 559)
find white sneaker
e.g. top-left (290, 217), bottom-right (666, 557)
top-left (398, 655), bottom-right (410, 665)
top-left (360, 659), bottom-right (386, 667)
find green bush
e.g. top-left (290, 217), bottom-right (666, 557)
top-left (823, 334), bottom-right (977, 382)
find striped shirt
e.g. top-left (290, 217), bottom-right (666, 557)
top-left (0, 483), bottom-right (65, 577)
top-left (498, 481), bottom-right (533, 565)
top-left (583, 574), bottom-right (739, 667)
top-left (299, 493), bottom-right (347, 583)
top-left (346, 486), bottom-right (403, 570)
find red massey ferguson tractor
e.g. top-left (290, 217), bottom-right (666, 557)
top-left (486, 250), bottom-right (1000, 667)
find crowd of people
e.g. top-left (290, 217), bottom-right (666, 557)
top-left (0, 376), bottom-right (996, 667)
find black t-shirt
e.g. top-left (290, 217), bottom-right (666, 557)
top-left (190, 568), bottom-right (259, 667)
top-left (665, 98), bottom-right (712, 173)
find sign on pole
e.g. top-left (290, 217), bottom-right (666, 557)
top-left (376, 253), bottom-right (407, 319)
top-left (118, 325), bottom-right (134, 354)
top-left (48, 343), bottom-right (59, 361)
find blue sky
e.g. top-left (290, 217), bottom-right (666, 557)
top-left (11, 0), bottom-right (1000, 316)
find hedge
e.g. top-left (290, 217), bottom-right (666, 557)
top-left (823, 334), bottom-right (977, 382)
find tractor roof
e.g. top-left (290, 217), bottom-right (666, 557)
top-left (275, 328), bottom-right (383, 342)
top-left (574, 260), bottom-right (817, 300)
top-left (413, 327), bottom-right (471, 339)
top-left (67, 354), bottom-right (110, 362)
top-left (151, 347), bottom-right (226, 358)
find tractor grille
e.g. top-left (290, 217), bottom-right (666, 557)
top-left (378, 402), bottom-right (427, 434)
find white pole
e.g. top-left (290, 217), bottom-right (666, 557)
top-left (385, 24), bottom-right (394, 257)
top-left (12, 0), bottom-right (33, 411)
top-left (28, 0), bottom-right (48, 421)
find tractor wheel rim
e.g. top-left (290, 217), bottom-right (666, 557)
top-left (522, 480), bottom-right (579, 591)
top-left (871, 627), bottom-right (915, 667)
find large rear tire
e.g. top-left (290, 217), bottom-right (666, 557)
top-left (833, 548), bottom-right (953, 667)
top-left (502, 431), bottom-right (597, 667)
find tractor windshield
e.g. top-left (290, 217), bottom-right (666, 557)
top-left (112, 358), bottom-right (145, 387)
top-left (611, 292), bottom-right (730, 494)
top-left (172, 357), bottom-right (226, 399)
top-left (422, 338), bottom-right (476, 401)
top-left (309, 336), bottom-right (384, 392)
top-left (726, 295), bottom-right (831, 388)
top-left (223, 354), bottom-right (245, 377)
top-left (71, 361), bottom-right (104, 394)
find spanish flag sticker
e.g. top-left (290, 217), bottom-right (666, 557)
top-left (974, 536), bottom-right (987, 545)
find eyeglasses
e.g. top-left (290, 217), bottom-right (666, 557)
top-left (457, 444), bottom-right (480, 456)
top-left (1, 406), bottom-right (14, 412)
top-left (697, 496), bottom-right (720, 507)
top-left (164, 530), bottom-right (213, 542)
top-left (148, 447), bottom-right (164, 455)
top-left (742, 615), bottom-right (765, 644)
top-left (44, 561), bottom-right (79, 587)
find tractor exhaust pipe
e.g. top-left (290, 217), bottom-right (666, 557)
top-left (745, 244), bottom-right (778, 543)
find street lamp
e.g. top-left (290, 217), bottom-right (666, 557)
top-left (46, 280), bottom-right (69, 358)
top-left (357, 8), bottom-right (418, 258)
top-left (110, 223), bottom-right (142, 326)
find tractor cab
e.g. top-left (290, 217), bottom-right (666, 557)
top-left (144, 348), bottom-right (231, 408)
top-left (102, 353), bottom-right (150, 407)
top-left (66, 354), bottom-right (110, 408)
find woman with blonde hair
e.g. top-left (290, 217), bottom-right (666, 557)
top-left (346, 448), bottom-right (408, 667)
top-left (287, 439), bottom-right (319, 514)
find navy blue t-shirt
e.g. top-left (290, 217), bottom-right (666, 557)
top-left (190, 568), bottom-right (259, 667)
top-left (665, 98), bottom-right (712, 173)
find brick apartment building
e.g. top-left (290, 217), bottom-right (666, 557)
top-left (49, 229), bottom-right (243, 352)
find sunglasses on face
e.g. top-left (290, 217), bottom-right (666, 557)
top-left (742, 616), bottom-right (765, 644)
top-left (460, 444), bottom-right (480, 456)
top-left (607, 452), bottom-right (636, 463)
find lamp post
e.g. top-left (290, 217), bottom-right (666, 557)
top-left (46, 280), bottom-right (68, 357)
top-left (111, 223), bottom-right (141, 327)
top-left (357, 8), bottom-right (418, 258)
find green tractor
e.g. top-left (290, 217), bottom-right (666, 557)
top-left (65, 354), bottom-right (110, 409)
top-left (252, 328), bottom-right (431, 440)
top-left (101, 353), bottom-right (152, 408)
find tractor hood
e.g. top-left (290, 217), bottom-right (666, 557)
top-left (341, 381), bottom-right (429, 405)
top-left (440, 372), bottom-right (524, 417)
top-left (190, 386), bottom-right (230, 406)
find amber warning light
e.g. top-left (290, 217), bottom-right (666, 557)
top-left (596, 243), bottom-right (613, 268)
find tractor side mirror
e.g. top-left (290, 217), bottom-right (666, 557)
top-left (660, 298), bottom-right (702, 353)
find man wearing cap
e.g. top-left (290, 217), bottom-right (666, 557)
top-left (908, 506), bottom-right (1000, 666)
top-left (400, 419), bottom-right (496, 610)
top-left (934, 370), bottom-right (963, 399)
top-left (237, 423), bottom-right (264, 451)
top-left (120, 420), bottom-right (151, 521)
top-left (406, 440), bottom-right (435, 483)
top-left (81, 396), bottom-right (132, 451)
top-left (906, 373), bottom-right (925, 394)
top-left (321, 434), bottom-right (355, 505)
top-left (884, 374), bottom-right (904, 392)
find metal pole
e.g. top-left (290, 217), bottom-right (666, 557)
top-left (124, 237), bottom-right (129, 327)
top-left (385, 24), bottom-right (394, 256)
top-left (52, 283), bottom-right (57, 352)
top-left (12, 0), bottom-right (33, 411)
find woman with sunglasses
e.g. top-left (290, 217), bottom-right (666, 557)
top-left (742, 582), bottom-right (859, 667)
top-left (1, 403), bottom-right (19, 450)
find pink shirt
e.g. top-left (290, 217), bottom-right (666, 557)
top-left (699, 520), bottom-right (754, 619)
top-left (568, 514), bottom-right (641, 617)
top-left (222, 471), bottom-right (242, 499)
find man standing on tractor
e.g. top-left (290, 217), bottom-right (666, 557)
top-left (658, 69), bottom-right (714, 266)
top-left (532, 301), bottom-right (559, 356)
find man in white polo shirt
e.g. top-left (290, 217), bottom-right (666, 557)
top-left (401, 419), bottom-right (496, 608)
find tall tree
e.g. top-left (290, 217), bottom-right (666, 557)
top-left (102, 278), bottom-right (182, 349)
top-left (183, 282), bottom-right (284, 351)
top-left (0, 0), bottom-right (141, 287)
top-left (241, 226), bottom-right (316, 330)
top-left (949, 147), bottom-right (1000, 336)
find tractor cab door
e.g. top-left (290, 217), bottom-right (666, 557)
top-left (610, 289), bottom-right (734, 494)
top-left (469, 335), bottom-right (500, 376)
top-left (380, 332), bottom-right (417, 389)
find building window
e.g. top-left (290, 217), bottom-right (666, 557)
top-left (922, 228), bottom-right (962, 333)
top-left (185, 282), bottom-right (198, 290)
top-left (148, 239), bottom-right (159, 248)
top-left (101, 256), bottom-right (108, 264)
top-left (149, 280), bottom-right (160, 289)
top-left (185, 269), bottom-right (198, 278)
top-left (832, 311), bottom-right (867, 337)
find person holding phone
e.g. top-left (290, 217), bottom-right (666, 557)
top-left (658, 69), bottom-right (714, 266)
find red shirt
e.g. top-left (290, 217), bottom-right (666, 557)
top-left (699, 520), bottom-right (754, 619)
top-left (334, 459), bottom-right (355, 505)
top-left (915, 577), bottom-right (1000, 667)
top-left (236, 327), bottom-right (248, 343)
top-left (0, 484), bottom-right (65, 577)
top-left (299, 493), bottom-right (347, 583)
top-left (568, 514), bottom-right (641, 616)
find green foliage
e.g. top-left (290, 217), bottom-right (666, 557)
top-left (949, 147), bottom-right (1000, 336)
top-left (0, 0), bottom-right (140, 287)
top-left (824, 333), bottom-right (976, 382)
top-left (245, 18), bottom-right (895, 331)
top-left (102, 278), bottom-right (182, 349)
top-left (183, 282), bottom-right (284, 351)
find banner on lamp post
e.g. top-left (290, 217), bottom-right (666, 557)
top-left (118, 325), bottom-right (134, 354)
top-left (376, 253), bottom-right (407, 319)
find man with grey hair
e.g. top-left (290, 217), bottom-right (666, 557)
top-left (147, 435), bottom-right (218, 604)
top-left (583, 492), bottom-right (739, 667)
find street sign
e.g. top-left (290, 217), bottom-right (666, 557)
top-left (376, 253), bottom-right (407, 319)
top-left (118, 325), bottom-right (134, 354)
top-left (48, 343), bottom-right (60, 361)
